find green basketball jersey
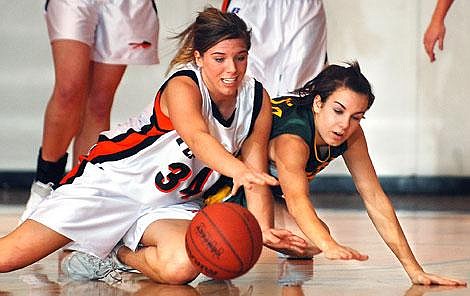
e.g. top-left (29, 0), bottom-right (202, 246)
top-left (269, 97), bottom-right (348, 181)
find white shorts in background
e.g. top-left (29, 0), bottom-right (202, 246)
top-left (227, 0), bottom-right (327, 97)
top-left (28, 173), bottom-right (201, 259)
top-left (44, 0), bottom-right (159, 65)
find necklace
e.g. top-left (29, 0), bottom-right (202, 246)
top-left (313, 134), bottom-right (330, 163)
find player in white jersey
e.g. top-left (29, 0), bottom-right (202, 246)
top-left (26, 0), bottom-right (160, 205)
top-left (1, 8), bottom-right (306, 285)
top-left (45, 0), bottom-right (160, 65)
top-left (26, 61), bottom-right (262, 257)
top-left (222, 0), bottom-right (327, 97)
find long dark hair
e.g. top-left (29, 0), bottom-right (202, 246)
top-left (293, 61), bottom-right (375, 110)
top-left (168, 7), bottom-right (251, 72)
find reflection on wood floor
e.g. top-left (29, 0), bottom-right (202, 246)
top-left (0, 198), bottom-right (468, 295)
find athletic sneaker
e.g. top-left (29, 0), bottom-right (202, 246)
top-left (19, 181), bottom-right (53, 223)
top-left (61, 251), bottom-right (120, 281)
top-left (61, 244), bottom-right (135, 281)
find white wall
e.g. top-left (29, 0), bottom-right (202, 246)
top-left (0, 1), bottom-right (469, 176)
top-left (323, 0), bottom-right (470, 176)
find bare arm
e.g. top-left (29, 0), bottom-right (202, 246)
top-left (240, 89), bottom-right (275, 230)
top-left (423, 0), bottom-right (455, 62)
top-left (270, 133), bottom-right (367, 261)
top-left (162, 76), bottom-right (277, 190)
top-left (241, 90), bottom-right (310, 255)
top-left (344, 126), bottom-right (466, 286)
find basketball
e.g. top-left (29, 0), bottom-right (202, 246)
top-left (185, 202), bottom-right (263, 280)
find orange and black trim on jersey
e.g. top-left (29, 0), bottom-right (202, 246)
top-left (221, 0), bottom-right (231, 12)
top-left (60, 90), bottom-right (173, 185)
top-left (60, 71), bottom-right (200, 186)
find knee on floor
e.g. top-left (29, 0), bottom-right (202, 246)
top-left (152, 255), bottom-right (199, 285)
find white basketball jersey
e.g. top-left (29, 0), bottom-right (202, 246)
top-left (223, 0), bottom-right (327, 97)
top-left (61, 63), bottom-right (263, 208)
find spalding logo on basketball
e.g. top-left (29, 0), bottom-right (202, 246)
top-left (185, 202), bottom-right (263, 280)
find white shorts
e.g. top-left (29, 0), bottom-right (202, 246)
top-left (44, 0), bottom-right (159, 65)
top-left (28, 180), bottom-right (201, 259)
top-left (227, 0), bottom-right (327, 97)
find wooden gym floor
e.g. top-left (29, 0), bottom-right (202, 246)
top-left (0, 191), bottom-right (468, 295)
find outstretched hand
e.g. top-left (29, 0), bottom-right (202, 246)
top-left (262, 228), bottom-right (320, 258)
top-left (231, 170), bottom-right (278, 196)
top-left (410, 270), bottom-right (467, 286)
top-left (323, 242), bottom-right (368, 261)
top-left (405, 283), bottom-right (467, 296)
top-left (423, 21), bottom-right (446, 62)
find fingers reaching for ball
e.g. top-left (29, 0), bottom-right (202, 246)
top-left (262, 228), bottom-right (321, 259)
top-left (231, 170), bottom-right (278, 196)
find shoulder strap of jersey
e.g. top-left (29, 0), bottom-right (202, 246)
top-left (159, 70), bottom-right (198, 94)
top-left (246, 80), bottom-right (264, 137)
